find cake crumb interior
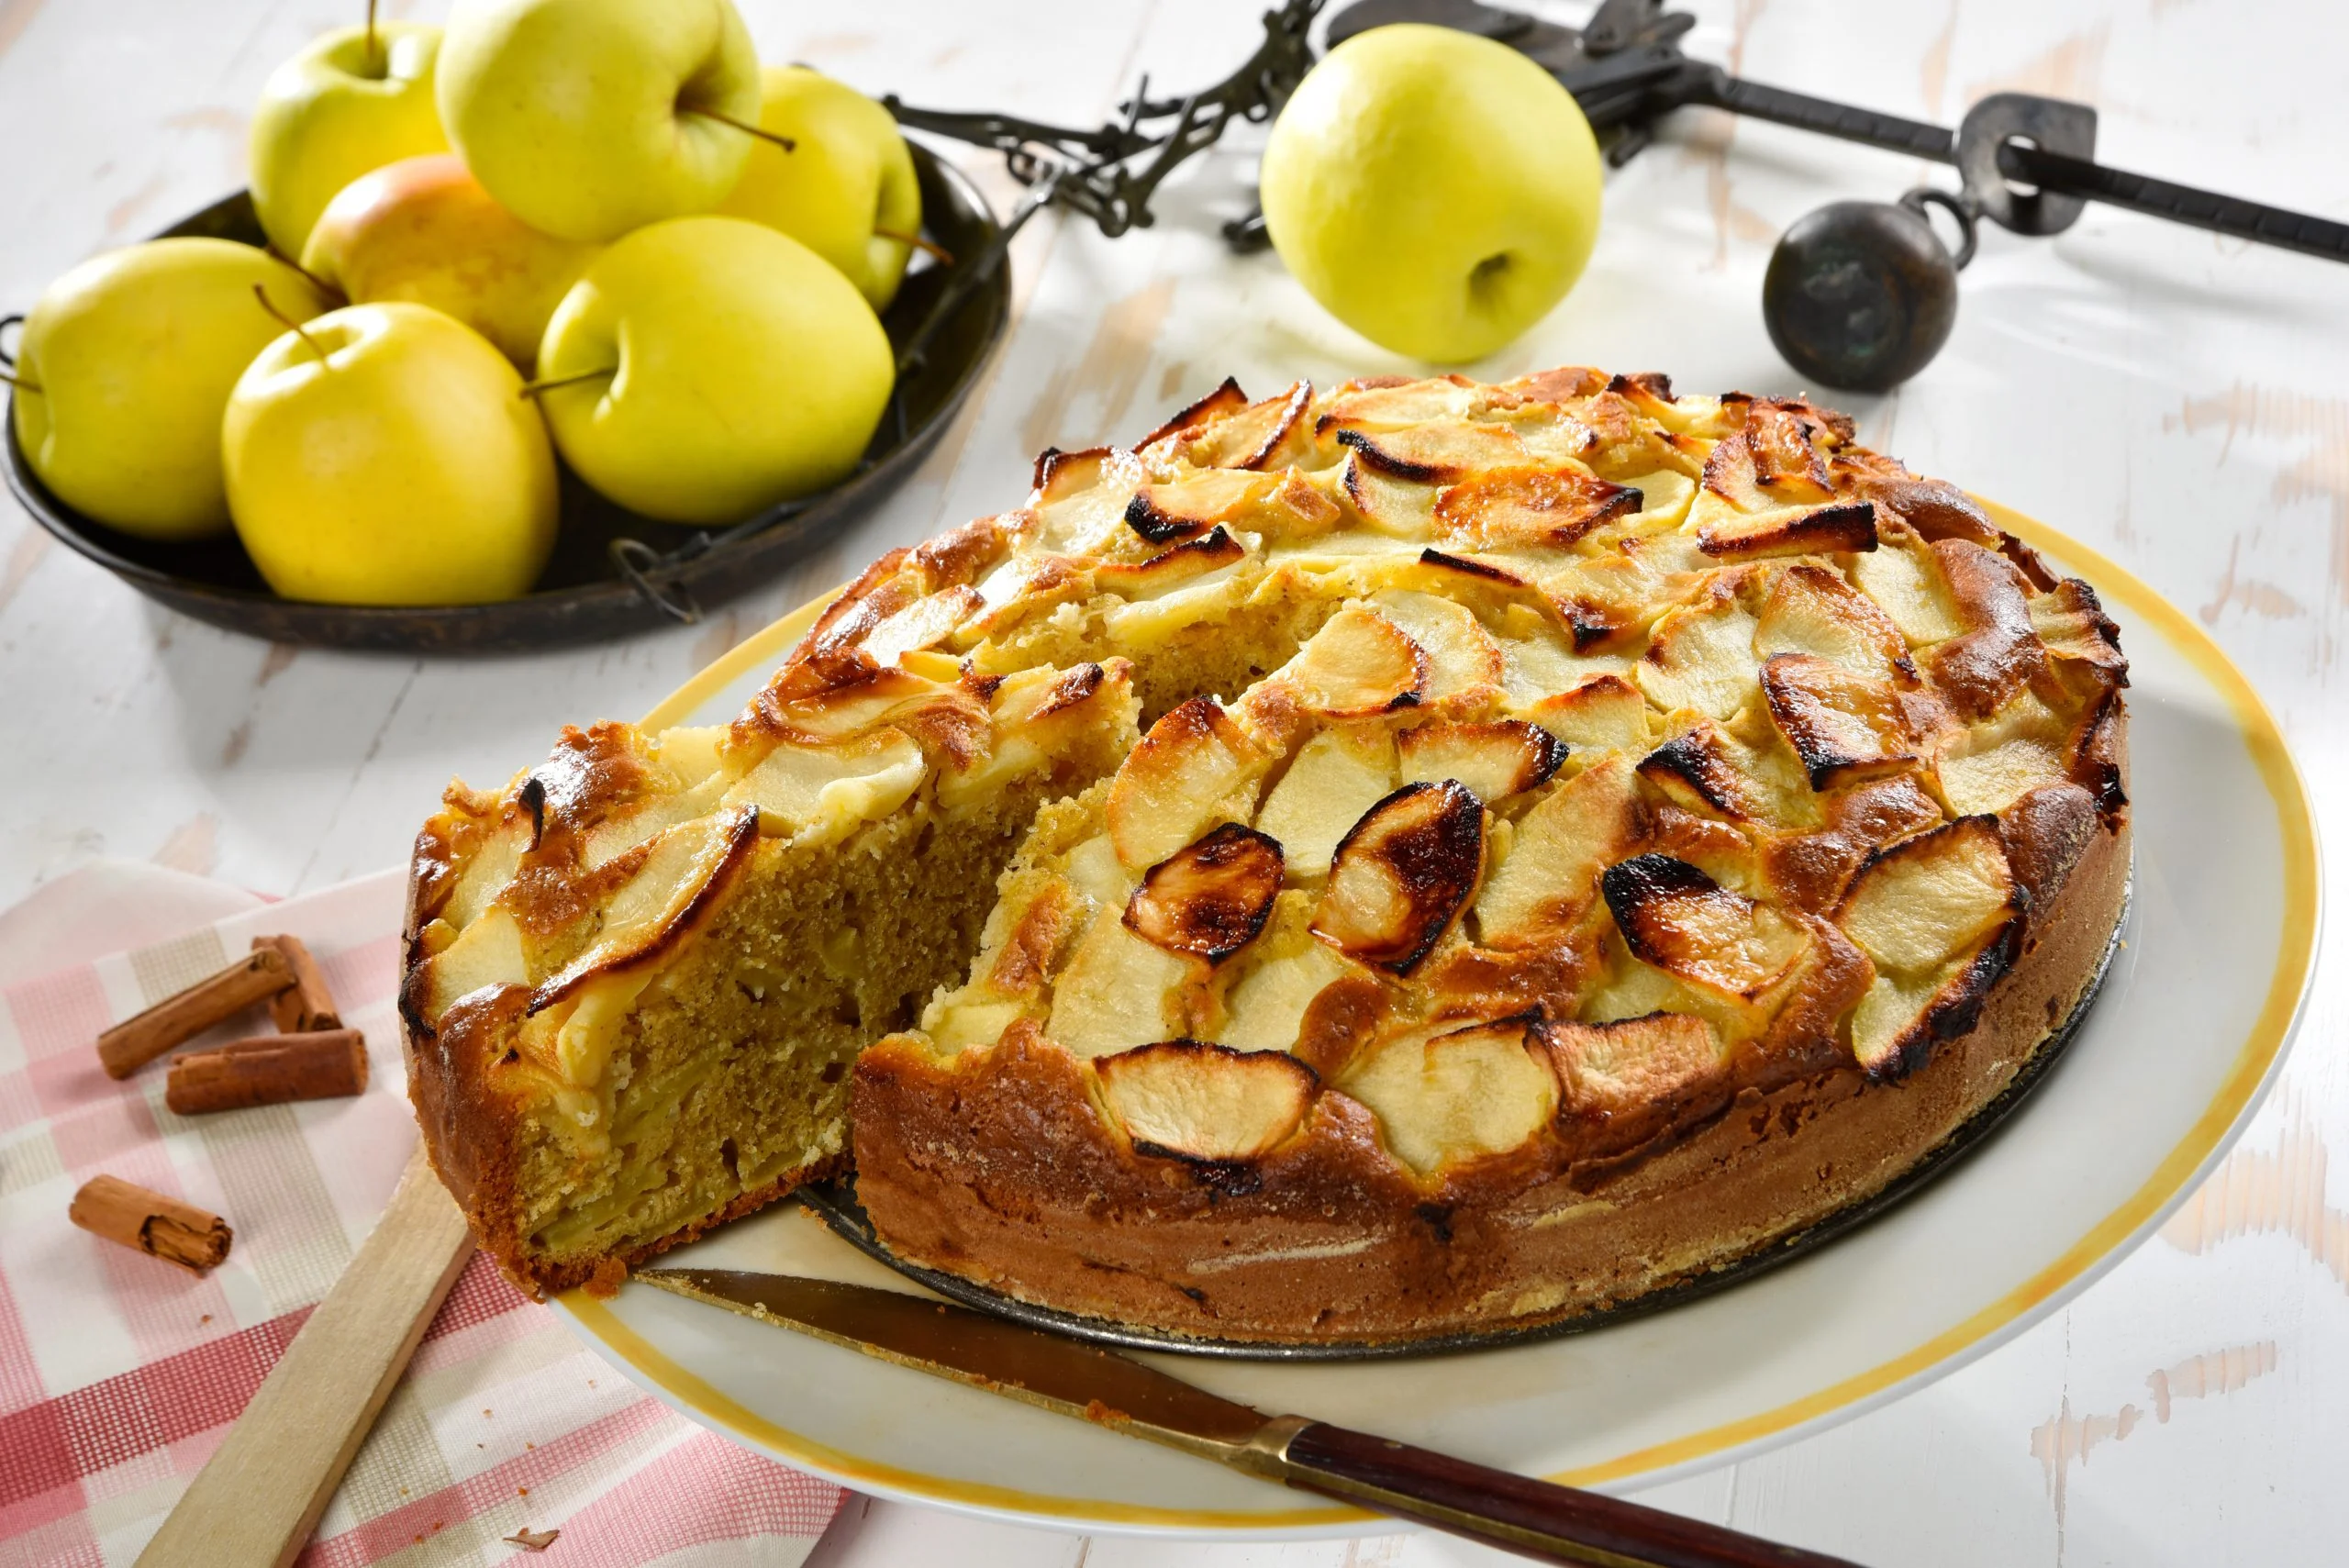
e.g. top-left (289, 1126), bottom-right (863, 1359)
top-left (513, 774), bottom-right (1106, 1270)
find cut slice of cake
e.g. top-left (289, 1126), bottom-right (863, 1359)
top-left (402, 627), bottom-right (1141, 1294)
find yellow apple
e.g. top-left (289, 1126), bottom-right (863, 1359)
top-left (714, 65), bottom-right (922, 312)
top-left (10, 239), bottom-right (332, 541)
top-left (249, 21), bottom-right (449, 261)
top-left (438, 0), bottom-right (761, 243)
top-left (1258, 23), bottom-right (1604, 363)
top-left (224, 302), bottom-right (558, 604)
top-left (301, 154), bottom-right (597, 371)
top-left (534, 216), bottom-right (892, 525)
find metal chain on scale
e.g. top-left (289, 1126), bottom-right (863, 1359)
top-left (614, 0), bottom-right (2347, 613)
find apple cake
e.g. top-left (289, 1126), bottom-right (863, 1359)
top-left (401, 366), bottom-right (2129, 1342)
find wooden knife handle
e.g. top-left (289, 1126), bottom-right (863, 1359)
top-left (135, 1145), bottom-right (473, 1568)
top-left (1275, 1421), bottom-right (1868, 1568)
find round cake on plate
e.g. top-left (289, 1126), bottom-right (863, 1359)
top-left (400, 366), bottom-right (2129, 1345)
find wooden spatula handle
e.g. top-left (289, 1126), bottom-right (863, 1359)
top-left (1277, 1421), bottom-right (1868, 1568)
top-left (136, 1145), bottom-right (473, 1568)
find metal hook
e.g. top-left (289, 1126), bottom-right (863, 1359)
top-left (1899, 187), bottom-right (1979, 270)
top-left (609, 538), bottom-right (702, 625)
top-left (0, 313), bottom-right (22, 369)
top-left (893, 168), bottom-right (1052, 384)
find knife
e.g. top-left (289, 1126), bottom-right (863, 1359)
top-left (638, 1268), bottom-right (1865, 1568)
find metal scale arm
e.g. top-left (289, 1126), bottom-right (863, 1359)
top-left (1350, 0), bottom-right (2349, 261)
top-left (1690, 70), bottom-right (2349, 261)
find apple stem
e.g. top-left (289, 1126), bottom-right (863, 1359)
top-left (364, 0), bottom-right (380, 72)
top-left (0, 367), bottom-right (40, 395)
top-left (264, 246), bottom-right (348, 304)
top-left (690, 108), bottom-right (796, 153)
top-left (874, 227), bottom-right (954, 266)
top-left (252, 284), bottom-right (329, 362)
top-left (518, 366), bottom-right (618, 400)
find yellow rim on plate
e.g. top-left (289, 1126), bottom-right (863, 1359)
top-left (566, 498), bottom-right (2320, 1528)
top-left (640, 584), bottom-right (844, 733)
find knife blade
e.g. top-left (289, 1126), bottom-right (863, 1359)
top-left (639, 1268), bottom-right (1866, 1568)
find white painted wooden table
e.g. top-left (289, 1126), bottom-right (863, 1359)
top-left (5, 2), bottom-right (2344, 1563)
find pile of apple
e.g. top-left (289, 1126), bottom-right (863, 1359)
top-left (7, 0), bottom-right (924, 606)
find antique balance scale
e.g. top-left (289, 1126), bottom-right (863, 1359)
top-left (893, 0), bottom-right (2347, 391)
top-left (656, 0), bottom-right (2349, 622)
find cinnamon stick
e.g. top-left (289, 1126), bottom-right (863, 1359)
top-left (166, 1029), bottom-right (369, 1115)
top-left (253, 934), bottom-right (341, 1033)
top-left (69, 1174), bottom-right (233, 1273)
top-left (95, 948), bottom-right (293, 1079)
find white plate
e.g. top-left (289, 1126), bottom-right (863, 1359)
top-left (553, 501), bottom-right (2319, 1539)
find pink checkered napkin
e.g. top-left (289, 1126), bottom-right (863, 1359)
top-left (0, 868), bottom-right (844, 1568)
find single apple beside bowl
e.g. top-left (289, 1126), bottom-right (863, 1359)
top-left (715, 65), bottom-right (924, 313)
top-left (1258, 22), bottom-right (1604, 364)
top-left (10, 239), bottom-right (333, 541)
top-left (249, 20), bottom-right (449, 261)
top-left (437, 0), bottom-right (763, 243)
top-left (302, 153), bottom-right (599, 372)
top-left (224, 301), bottom-right (559, 605)
top-left (533, 215), bottom-right (894, 526)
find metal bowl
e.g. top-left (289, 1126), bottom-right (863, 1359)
top-left (800, 881), bottom-right (2130, 1360)
top-left (0, 145), bottom-right (1008, 653)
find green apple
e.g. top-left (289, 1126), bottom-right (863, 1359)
top-left (438, 0), bottom-right (762, 243)
top-left (249, 20), bottom-right (449, 261)
top-left (1258, 22), bottom-right (1604, 363)
top-left (224, 302), bottom-right (558, 604)
top-left (714, 65), bottom-right (922, 312)
top-left (9, 239), bottom-right (333, 541)
top-left (301, 153), bottom-right (598, 371)
top-left (534, 216), bottom-right (892, 525)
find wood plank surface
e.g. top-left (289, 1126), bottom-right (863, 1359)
top-left (3, 1), bottom-right (2343, 1564)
